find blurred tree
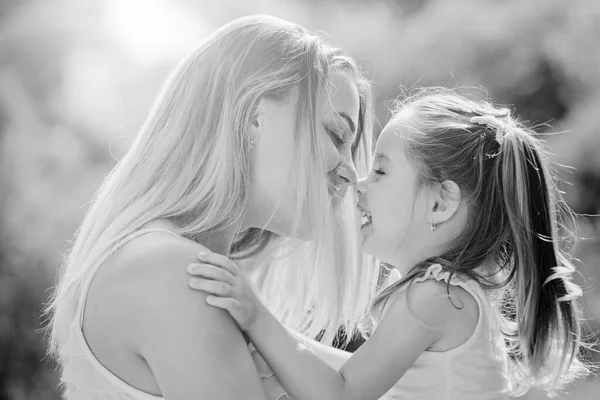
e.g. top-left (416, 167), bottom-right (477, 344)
top-left (506, 60), bottom-right (569, 128)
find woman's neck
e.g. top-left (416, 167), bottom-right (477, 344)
top-left (197, 230), bottom-right (237, 256)
top-left (151, 218), bottom-right (239, 256)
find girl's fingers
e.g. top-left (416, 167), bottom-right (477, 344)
top-left (196, 252), bottom-right (241, 275)
top-left (205, 295), bottom-right (240, 313)
top-left (186, 263), bottom-right (234, 284)
top-left (188, 278), bottom-right (233, 296)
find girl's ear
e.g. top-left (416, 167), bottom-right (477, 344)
top-left (429, 180), bottom-right (461, 228)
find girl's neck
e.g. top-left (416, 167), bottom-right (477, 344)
top-left (392, 245), bottom-right (444, 276)
top-left (392, 211), bottom-right (469, 273)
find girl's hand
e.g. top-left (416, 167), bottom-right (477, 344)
top-left (187, 252), bottom-right (265, 332)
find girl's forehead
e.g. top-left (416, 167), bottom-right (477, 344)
top-left (374, 130), bottom-right (408, 168)
top-left (376, 121), bottom-right (407, 150)
top-left (373, 108), bottom-right (414, 162)
top-left (375, 111), bottom-right (421, 168)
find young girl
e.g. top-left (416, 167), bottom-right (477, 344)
top-left (187, 88), bottom-right (589, 399)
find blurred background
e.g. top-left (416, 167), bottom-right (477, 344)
top-left (0, 0), bottom-right (598, 399)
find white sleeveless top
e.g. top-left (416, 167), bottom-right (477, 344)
top-left (381, 264), bottom-right (509, 400)
top-left (59, 228), bottom-right (291, 400)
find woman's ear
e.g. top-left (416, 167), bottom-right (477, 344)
top-left (249, 99), bottom-right (268, 146)
top-left (429, 180), bottom-right (461, 228)
top-left (250, 100), bottom-right (265, 130)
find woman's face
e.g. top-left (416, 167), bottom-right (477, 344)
top-left (246, 71), bottom-right (361, 239)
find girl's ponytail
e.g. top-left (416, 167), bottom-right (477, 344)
top-left (496, 127), bottom-right (587, 395)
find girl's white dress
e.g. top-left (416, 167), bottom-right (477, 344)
top-left (381, 263), bottom-right (509, 399)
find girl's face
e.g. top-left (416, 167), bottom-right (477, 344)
top-left (246, 71), bottom-right (361, 239)
top-left (356, 116), bottom-right (430, 269)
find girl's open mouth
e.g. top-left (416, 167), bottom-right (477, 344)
top-left (358, 206), bottom-right (372, 228)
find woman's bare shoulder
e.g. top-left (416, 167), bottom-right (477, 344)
top-left (85, 232), bottom-right (267, 398)
top-left (86, 232), bottom-right (223, 350)
top-left (114, 231), bottom-right (209, 273)
top-left (105, 232), bottom-right (216, 315)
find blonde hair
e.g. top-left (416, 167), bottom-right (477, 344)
top-left (45, 15), bottom-right (378, 361)
top-left (371, 87), bottom-right (590, 396)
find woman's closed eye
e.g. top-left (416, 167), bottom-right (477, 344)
top-left (326, 127), bottom-right (346, 148)
top-left (372, 168), bottom-right (385, 176)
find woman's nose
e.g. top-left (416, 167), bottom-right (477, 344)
top-left (334, 159), bottom-right (358, 187)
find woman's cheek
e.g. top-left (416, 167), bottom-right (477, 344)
top-left (324, 145), bottom-right (340, 174)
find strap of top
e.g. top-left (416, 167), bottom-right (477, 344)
top-left (380, 264), bottom-right (488, 340)
top-left (411, 263), bottom-right (490, 313)
top-left (413, 263), bottom-right (485, 296)
top-left (76, 228), bottom-right (180, 326)
top-left (415, 263), bottom-right (492, 352)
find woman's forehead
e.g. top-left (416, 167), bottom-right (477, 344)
top-left (320, 72), bottom-right (359, 126)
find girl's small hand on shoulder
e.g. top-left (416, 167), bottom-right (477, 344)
top-left (187, 252), bottom-right (265, 332)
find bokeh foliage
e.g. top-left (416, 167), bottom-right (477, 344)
top-left (0, 0), bottom-right (597, 398)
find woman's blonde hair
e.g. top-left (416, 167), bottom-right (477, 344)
top-left (45, 15), bottom-right (378, 359)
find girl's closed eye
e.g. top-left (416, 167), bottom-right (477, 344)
top-left (370, 168), bottom-right (385, 177)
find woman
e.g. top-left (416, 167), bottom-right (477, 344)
top-left (46, 15), bottom-right (379, 399)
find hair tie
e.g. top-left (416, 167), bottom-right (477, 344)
top-left (470, 115), bottom-right (505, 145)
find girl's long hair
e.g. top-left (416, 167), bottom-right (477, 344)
top-left (45, 15), bottom-right (379, 363)
top-left (372, 87), bottom-right (590, 396)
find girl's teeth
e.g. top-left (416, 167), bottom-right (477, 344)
top-left (358, 206), bottom-right (371, 225)
top-left (361, 214), bottom-right (372, 225)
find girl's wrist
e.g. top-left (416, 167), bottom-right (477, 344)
top-left (246, 304), bottom-right (275, 340)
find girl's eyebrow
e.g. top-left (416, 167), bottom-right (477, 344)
top-left (375, 152), bottom-right (392, 164)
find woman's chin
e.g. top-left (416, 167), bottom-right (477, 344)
top-left (263, 220), bottom-right (313, 241)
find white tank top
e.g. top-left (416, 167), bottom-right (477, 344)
top-left (381, 264), bottom-right (510, 400)
top-left (58, 228), bottom-right (290, 399)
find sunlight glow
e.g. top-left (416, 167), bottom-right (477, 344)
top-left (103, 0), bottom-right (211, 64)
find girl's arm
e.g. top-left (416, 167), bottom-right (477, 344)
top-left (291, 333), bottom-right (351, 370)
top-left (188, 252), bottom-right (451, 400)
